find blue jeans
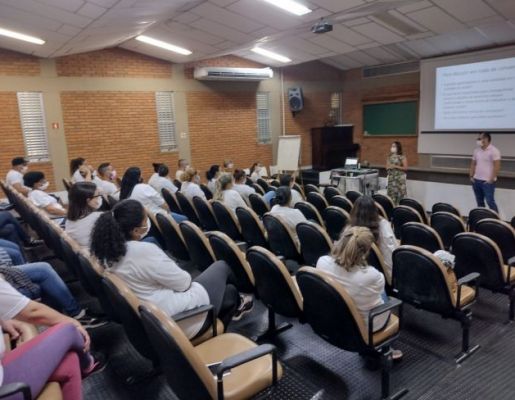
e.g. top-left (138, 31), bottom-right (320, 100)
top-left (16, 262), bottom-right (82, 317)
top-left (0, 211), bottom-right (30, 246)
top-left (472, 179), bottom-right (498, 212)
top-left (0, 239), bottom-right (26, 265)
top-left (171, 212), bottom-right (188, 223)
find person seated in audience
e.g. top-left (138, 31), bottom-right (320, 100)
top-left (24, 171), bottom-right (67, 218)
top-left (269, 186), bottom-right (307, 246)
top-left (0, 277), bottom-right (103, 400)
top-left (232, 169), bottom-right (255, 201)
top-left (214, 173), bottom-right (247, 213)
top-left (148, 163), bottom-right (162, 188)
top-left (90, 199), bottom-right (251, 337)
top-left (180, 167), bottom-right (206, 201)
top-left (120, 167), bottom-right (187, 223)
top-left (316, 226), bottom-right (402, 360)
top-left (175, 159), bottom-right (189, 181)
top-left (70, 157), bottom-right (94, 183)
top-left (5, 157), bottom-right (30, 196)
top-left (0, 212), bottom-right (41, 248)
top-left (95, 162), bottom-right (119, 198)
top-left (149, 164), bottom-right (178, 195)
top-left (0, 245), bottom-right (102, 328)
top-left (206, 165), bottom-right (221, 194)
top-left (65, 182), bottom-right (103, 250)
top-left (264, 174), bottom-right (302, 206)
top-left (350, 195), bottom-right (397, 277)
top-left (222, 159), bottom-right (234, 174)
top-left (249, 162), bottom-right (262, 183)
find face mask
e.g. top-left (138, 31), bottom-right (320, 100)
top-left (476, 140), bottom-right (482, 147)
top-left (227, 163), bottom-right (234, 169)
top-left (390, 146), bottom-right (397, 154)
top-left (89, 196), bottom-right (102, 210)
top-left (109, 170), bottom-right (117, 180)
top-left (21, 166), bottom-right (28, 174)
top-left (39, 182), bottom-right (49, 191)
top-left (139, 217), bottom-right (151, 238)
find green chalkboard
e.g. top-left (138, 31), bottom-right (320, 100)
top-left (363, 101), bottom-right (418, 136)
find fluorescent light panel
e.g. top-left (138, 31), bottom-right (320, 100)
top-left (136, 35), bottom-right (192, 55)
top-left (251, 47), bottom-right (291, 63)
top-left (263, 0), bottom-right (312, 16)
top-left (0, 27), bottom-right (45, 45)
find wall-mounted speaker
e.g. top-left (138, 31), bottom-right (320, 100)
top-left (288, 87), bottom-right (303, 112)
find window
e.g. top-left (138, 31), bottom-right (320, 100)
top-left (17, 92), bottom-right (50, 161)
top-left (155, 91), bottom-right (177, 152)
top-left (330, 92), bottom-right (342, 125)
top-left (256, 92), bottom-right (271, 144)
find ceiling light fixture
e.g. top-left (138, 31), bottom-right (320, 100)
top-left (262, 0), bottom-right (312, 16)
top-left (135, 35), bottom-right (192, 55)
top-left (251, 47), bottom-right (291, 63)
top-left (0, 27), bottom-right (45, 45)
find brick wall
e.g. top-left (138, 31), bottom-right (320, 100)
top-left (56, 48), bottom-right (172, 78)
top-left (342, 68), bottom-right (420, 166)
top-left (0, 92), bottom-right (55, 190)
top-left (186, 91), bottom-right (273, 176)
top-left (0, 49), bottom-right (40, 76)
top-left (61, 91), bottom-right (178, 181)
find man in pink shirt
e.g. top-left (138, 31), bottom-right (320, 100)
top-left (469, 132), bottom-right (501, 212)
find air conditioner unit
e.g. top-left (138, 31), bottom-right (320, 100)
top-left (193, 67), bottom-right (274, 81)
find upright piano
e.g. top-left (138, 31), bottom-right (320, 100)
top-left (311, 125), bottom-right (359, 170)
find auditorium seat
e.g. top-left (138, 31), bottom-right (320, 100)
top-left (211, 201), bottom-right (244, 242)
top-left (161, 188), bottom-right (182, 215)
top-left (175, 192), bottom-right (201, 226)
top-left (328, 194), bottom-right (353, 213)
top-left (430, 211), bottom-right (466, 250)
top-left (249, 193), bottom-right (269, 217)
top-left (345, 190), bottom-right (362, 204)
top-left (303, 184), bottom-right (319, 195)
top-left (155, 213), bottom-right (190, 262)
top-left (373, 194), bottom-right (395, 221)
top-left (296, 221), bottom-right (333, 267)
top-left (297, 267), bottom-right (407, 400)
top-left (256, 178), bottom-right (270, 193)
top-left (200, 184), bottom-right (213, 200)
top-left (236, 206), bottom-right (268, 248)
top-left (263, 214), bottom-right (302, 272)
top-left (392, 246), bottom-right (480, 363)
top-left (400, 198), bottom-right (428, 225)
top-left (375, 201), bottom-right (388, 220)
top-left (179, 221), bottom-right (216, 271)
top-left (247, 246), bottom-right (303, 339)
top-left (208, 231), bottom-right (255, 294)
top-left (432, 202), bottom-right (461, 218)
top-left (323, 186), bottom-right (342, 202)
top-left (392, 205), bottom-right (423, 239)
top-left (453, 232), bottom-right (515, 321)
top-left (192, 196), bottom-right (219, 231)
top-left (139, 302), bottom-right (282, 400)
top-left (306, 191), bottom-right (328, 214)
top-left (292, 182), bottom-right (305, 198)
top-left (401, 222), bottom-right (444, 253)
top-left (145, 208), bottom-right (166, 249)
top-left (251, 183), bottom-right (265, 196)
top-left (475, 219), bottom-right (515, 266)
top-left (468, 207), bottom-right (500, 231)
top-left (368, 243), bottom-right (392, 293)
top-left (323, 206), bottom-right (349, 241)
top-left (294, 201), bottom-right (325, 227)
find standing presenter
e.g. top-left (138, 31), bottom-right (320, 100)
top-left (469, 132), bottom-right (500, 212)
top-left (386, 141), bottom-right (408, 205)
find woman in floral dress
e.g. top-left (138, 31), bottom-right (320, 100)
top-left (386, 141), bottom-right (408, 205)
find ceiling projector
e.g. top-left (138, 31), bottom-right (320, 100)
top-left (311, 19), bottom-right (333, 34)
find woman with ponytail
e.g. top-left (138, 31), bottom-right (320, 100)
top-left (180, 167), bottom-right (205, 200)
top-left (120, 167), bottom-right (186, 223)
top-left (213, 173), bottom-right (246, 213)
top-left (316, 226), bottom-right (402, 359)
top-left (90, 200), bottom-right (241, 338)
top-left (268, 186), bottom-right (307, 245)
